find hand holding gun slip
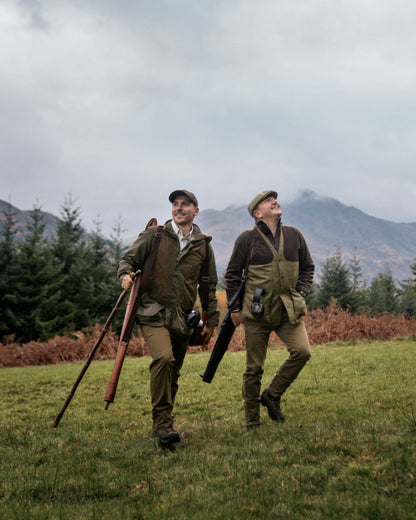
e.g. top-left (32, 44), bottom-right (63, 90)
top-left (104, 222), bottom-right (164, 409)
top-left (200, 280), bottom-right (246, 384)
top-left (104, 269), bottom-right (143, 409)
top-left (200, 309), bottom-right (236, 383)
top-left (52, 269), bottom-right (141, 428)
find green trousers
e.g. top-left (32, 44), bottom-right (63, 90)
top-left (243, 319), bottom-right (311, 425)
top-left (140, 325), bottom-right (188, 432)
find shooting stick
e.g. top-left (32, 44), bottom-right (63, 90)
top-left (52, 271), bottom-right (140, 428)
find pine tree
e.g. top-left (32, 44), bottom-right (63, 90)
top-left (369, 269), bottom-right (398, 315)
top-left (0, 203), bottom-right (22, 342)
top-left (48, 195), bottom-right (89, 335)
top-left (316, 247), bottom-right (355, 309)
top-left (15, 206), bottom-right (59, 342)
top-left (398, 260), bottom-right (416, 317)
top-left (83, 217), bottom-right (120, 324)
top-left (348, 253), bottom-right (369, 313)
top-left (107, 217), bottom-right (128, 333)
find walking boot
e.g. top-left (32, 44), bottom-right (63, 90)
top-left (155, 425), bottom-right (181, 446)
top-left (260, 389), bottom-right (285, 421)
top-left (245, 405), bottom-right (260, 431)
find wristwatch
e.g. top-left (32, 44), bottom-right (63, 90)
top-left (299, 290), bottom-right (306, 299)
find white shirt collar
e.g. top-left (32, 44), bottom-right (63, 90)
top-left (171, 220), bottom-right (193, 250)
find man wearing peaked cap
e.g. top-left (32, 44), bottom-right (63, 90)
top-left (169, 189), bottom-right (198, 207)
top-left (118, 189), bottom-right (218, 447)
top-left (225, 190), bottom-right (314, 430)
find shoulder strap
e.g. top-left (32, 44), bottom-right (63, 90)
top-left (243, 228), bottom-right (256, 280)
top-left (138, 220), bottom-right (164, 297)
top-left (226, 229), bottom-right (254, 310)
top-left (254, 225), bottom-right (281, 258)
top-left (199, 235), bottom-right (212, 313)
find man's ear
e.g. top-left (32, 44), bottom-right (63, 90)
top-left (194, 207), bottom-right (200, 217)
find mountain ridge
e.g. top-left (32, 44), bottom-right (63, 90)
top-left (0, 200), bottom-right (60, 239)
top-left (1, 192), bottom-right (416, 281)
top-left (197, 190), bottom-right (416, 281)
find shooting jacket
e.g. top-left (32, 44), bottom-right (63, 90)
top-left (225, 220), bottom-right (314, 326)
top-left (118, 220), bottom-right (219, 336)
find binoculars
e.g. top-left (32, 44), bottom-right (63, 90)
top-left (185, 309), bottom-right (202, 328)
top-left (251, 287), bottom-right (265, 318)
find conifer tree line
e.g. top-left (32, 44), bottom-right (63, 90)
top-left (0, 197), bottom-right (125, 344)
top-left (305, 247), bottom-right (416, 317)
top-left (1, 198), bottom-right (416, 345)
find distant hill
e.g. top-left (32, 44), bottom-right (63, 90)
top-left (0, 200), bottom-right (60, 240)
top-left (197, 190), bottom-right (416, 281)
top-left (2, 192), bottom-right (416, 281)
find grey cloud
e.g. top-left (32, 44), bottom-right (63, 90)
top-left (2, 0), bottom-right (416, 236)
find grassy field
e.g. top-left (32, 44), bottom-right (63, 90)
top-left (1, 340), bottom-right (415, 519)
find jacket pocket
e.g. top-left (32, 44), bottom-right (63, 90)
top-left (167, 306), bottom-right (191, 338)
top-left (283, 288), bottom-right (307, 324)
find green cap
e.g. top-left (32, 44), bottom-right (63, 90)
top-left (248, 190), bottom-right (278, 216)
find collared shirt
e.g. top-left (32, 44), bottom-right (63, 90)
top-left (171, 220), bottom-right (193, 251)
top-left (256, 220), bottom-right (282, 251)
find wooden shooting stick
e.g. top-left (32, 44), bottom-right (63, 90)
top-left (52, 270), bottom-right (140, 428)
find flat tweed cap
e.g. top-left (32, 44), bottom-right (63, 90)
top-left (248, 190), bottom-right (278, 216)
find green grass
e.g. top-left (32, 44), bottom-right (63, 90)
top-left (1, 340), bottom-right (416, 519)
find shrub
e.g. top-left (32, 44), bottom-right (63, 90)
top-left (2, 301), bottom-right (416, 368)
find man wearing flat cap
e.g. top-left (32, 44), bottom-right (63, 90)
top-left (225, 190), bottom-right (314, 429)
top-left (118, 190), bottom-right (219, 446)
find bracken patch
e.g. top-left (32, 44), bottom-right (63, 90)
top-left (1, 302), bottom-right (416, 368)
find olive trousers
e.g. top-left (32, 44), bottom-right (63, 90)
top-left (140, 325), bottom-right (188, 432)
top-left (243, 319), bottom-right (311, 425)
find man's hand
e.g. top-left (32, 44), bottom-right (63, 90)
top-left (201, 325), bottom-right (215, 345)
top-left (121, 274), bottom-right (134, 291)
top-left (230, 311), bottom-right (243, 327)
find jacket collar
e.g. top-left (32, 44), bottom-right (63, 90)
top-left (165, 220), bottom-right (204, 241)
top-left (256, 219), bottom-right (281, 239)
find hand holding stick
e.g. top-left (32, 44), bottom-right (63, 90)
top-left (52, 270), bottom-right (140, 427)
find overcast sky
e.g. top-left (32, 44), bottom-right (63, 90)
top-left (2, 0), bottom-right (416, 238)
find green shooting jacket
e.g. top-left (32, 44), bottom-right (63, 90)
top-left (118, 220), bottom-right (219, 337)
top-left (225, 220), bottom-right (314, 326)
